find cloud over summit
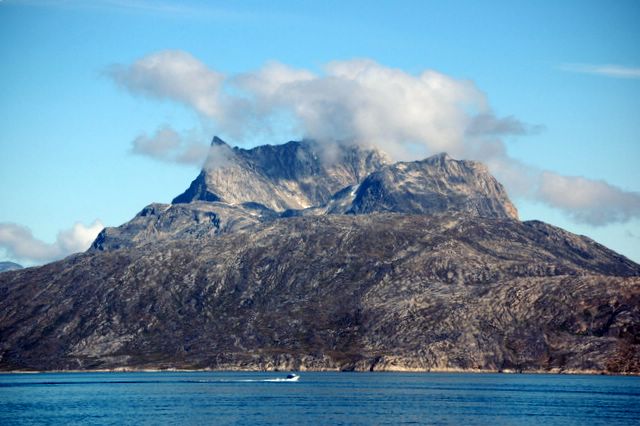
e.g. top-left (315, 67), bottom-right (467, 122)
top-left (107, 52), bottom-right (505, 159)
top-left (106, 51), bottom-right (640, 226)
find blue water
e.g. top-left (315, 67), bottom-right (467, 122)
top-left (1, 372), bottom-right (639, 425)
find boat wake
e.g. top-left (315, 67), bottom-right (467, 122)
top-left (195, 374), bottom-right (300, 383)
top-left (1, 374), bottom-right (301, 387)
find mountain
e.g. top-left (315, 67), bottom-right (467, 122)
top-left (0, 262), bottom-right (22, 273)
top-left (1, 214), bottom-right (638, 372)
top-left (172, 138), bottom-right (389, 211)
top-left (323, 153), bottom-right (518, 218)
top-left (1, 138), bottom-right (639, 374)
top-left (93, 144), bottom-right (520, 250)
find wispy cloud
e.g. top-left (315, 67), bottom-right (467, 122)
top-left (105, 50), bottom-right (224, 118)
top-left (95, 0), bottom-right (205, 15)
top-left (477, 153), bottom-right (640, 227)
top-left (560, 63), bottom-right (640, 79)
top-left (465, 113), bottom-right (544, 137)
top-left (106, 51), bottom-right (640, 226)
top-left (8, 0), bottom-right (283, 22)
top-left (535, 172), bottom-right (640, 225)
top-left (0, 220), bottom-right (103, 264)
top-left (131, 125), bottom-right (209, 165)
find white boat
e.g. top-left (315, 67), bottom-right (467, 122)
top-left (285, 373), bottom-right (300, 381)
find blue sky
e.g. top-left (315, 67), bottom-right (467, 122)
top-left (1, 0), bottom-right (639, 265)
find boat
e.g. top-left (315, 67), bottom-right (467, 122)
top-left (285, 373), bottom-right (300, 381)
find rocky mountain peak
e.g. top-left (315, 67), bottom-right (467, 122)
top-left (422, 151), bottom-right (482, 172)
top-left (173, 139), bottom-right (518, 220)
top-left (211, 136), bottom-right (227, 146)
top-left (425, 152), bottom-right (452, 162)
top-left (101, 142), bottom-right (522, 252)
top-left (346, 153), bottom-right (519, 219)
top-left (173, 138), bottom-right (389, 211)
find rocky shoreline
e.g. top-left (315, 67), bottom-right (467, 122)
top-left (3, 366), bottom-right (636, 376)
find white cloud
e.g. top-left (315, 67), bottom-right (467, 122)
top-left (204, 142), bottom-right (236, 171)
top-left (234, 61), bottom-right (315, 96)
top-left (235, 60), bottom-right (488, 159)
top-left (105, 50), bottom-right (224, 118)
top-left (131, 125), bottom-right (209, 165)
top-left (107, 51), bottom-right (640, 226)
top-left (482, 154), bottom-right (640, 226)
top-left (107, 54), bottom-right (499, 159)
top-left (560, 63), bottom-right (640, 79)
top-left (536, 172), bottom-right (640, 225)
top-left (0, 220), bottom-right (103, 264)
top-left (132, 125), bottom-right (180, 157)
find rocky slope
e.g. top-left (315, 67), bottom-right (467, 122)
top-left (91, 202), bottom-right (271, 251)
top-left (1, 138), bottom-right (639, 374)
top-left (1, 214), bottom-right (638, 372)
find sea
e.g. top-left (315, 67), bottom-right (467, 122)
top-left (1, 371), bottom-right (639, 425)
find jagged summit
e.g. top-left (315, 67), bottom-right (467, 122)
top-left (425, 152), bottom-right (452, 162)
top-left (172, 138), bottom-right (389, 211)
top-left (211, 136), bottom-right (227, 146)
top-left (98, 143), bottom-right (521, 251)
top-left (172, 139), bottom-right (517, 219)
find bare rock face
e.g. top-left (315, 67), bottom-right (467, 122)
top-left (345, 154), bottom-right (518, 219)
top-left (91, 202), bottom-right (270, 251)
top-left (172, 138), bottom-right (389, 211)
top-left (1, 138), bottom-right (639, 374)
top-left (112, 142), bottom-right (525, 248)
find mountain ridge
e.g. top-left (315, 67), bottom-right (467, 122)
top-left (95, 140), bottom-right (521, 250)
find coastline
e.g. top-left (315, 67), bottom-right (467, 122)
top-left (2, 366), bottom-right (637, 376)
